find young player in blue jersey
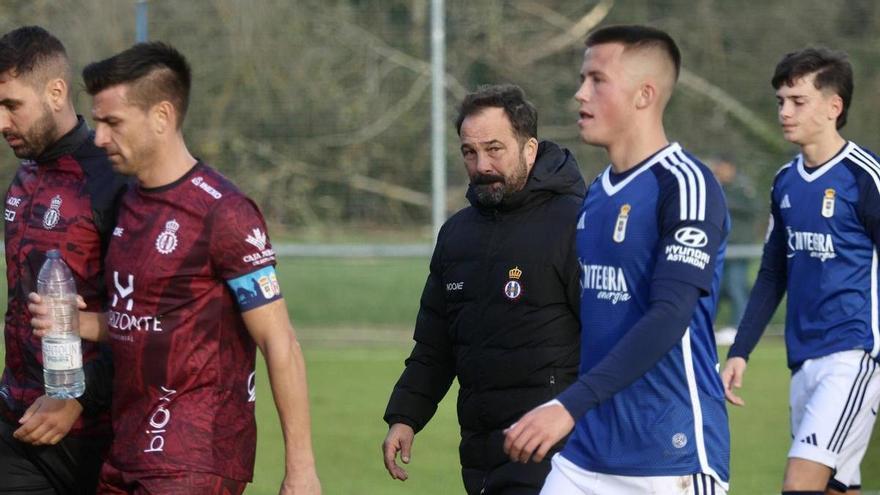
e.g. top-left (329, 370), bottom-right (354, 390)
top-left (503, 25), bottom-right (730, 494)
top-left (722, 48), bottom-right (880, 495)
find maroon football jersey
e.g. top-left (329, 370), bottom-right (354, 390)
top-left (1, 119), bottom-right (124, 436)
top-left (104, 162), bottom-right (276, 481)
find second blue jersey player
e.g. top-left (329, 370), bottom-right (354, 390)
top-left (504, 25), bottom-right (730, 494)
top-left (723, 48), bottom-right (880, 495)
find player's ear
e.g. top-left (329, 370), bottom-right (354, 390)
top-left (828, 93), bottom-right (843, 123)
top-left (151, 100), bottom-right (175, 134)
top-left (44, 78), bottom-right (68, 112)
top-left (523, 136), bottom-right (539, 168)
top-left (635, 82), bottom-right (656, 110)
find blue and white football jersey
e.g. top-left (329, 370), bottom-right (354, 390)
top-left (766, 142), bottom-right (880, 369)
top-left (564, 142), bottom-right (730, 484)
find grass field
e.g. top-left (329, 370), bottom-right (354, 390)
top-left (1, 257), bottom-right (878, 494)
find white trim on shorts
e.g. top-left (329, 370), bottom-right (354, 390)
top-left (788, 350), bottom-right (880, 488)
top-left (540, 454), bottom-right (728, 495)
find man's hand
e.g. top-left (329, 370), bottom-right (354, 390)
top-left (721, 357), bottom-right (748, 406)
top-left (382, 423), bottom-right (415, 481)
top-left (280, 467), bottom-right (321, 495)
top-left (13, 395), bottom-right (83, 445)
top-left (28, 292), bottom-right (86, 338)
top-left (503, 402), bottom-right (574, 463)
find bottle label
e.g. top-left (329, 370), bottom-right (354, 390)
top-left (42, 341), bottom-right (83, 371)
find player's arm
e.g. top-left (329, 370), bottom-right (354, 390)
top-left (241, 297), bottom-right (320, 495)
top-left (208, 195), bottom-right (319, 494)
top-left (382, 241), bottom-right (454, 481)
top-left (723, 188), bottom-right (788, 405)
top-left (503, 274), bottom-right (704, 463)
top-left (853, 164), bottom-right (880, 254)
top-left (505, 163), bottom-right (727, 463)
top-left (17, 295), bottom-right (111, 445)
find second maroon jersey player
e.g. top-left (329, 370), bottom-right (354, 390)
top-left (104, 162), bottom-right (280, 481)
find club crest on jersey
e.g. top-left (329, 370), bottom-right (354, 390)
top-left (155, 219), bottom-right (180, 255)
top-left (613, 204), bottom-right (630, 243)
top-left (821, 188), bottom-right (835, 218)
top-left (503, 266), bottom-right (523, 301)
top-left (42, 195), bottom-right (62, 229)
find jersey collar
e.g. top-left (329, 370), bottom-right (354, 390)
top-left (601, 142), bottom-right (680, 196)
top-left (796, 141), bottom-right (854, 183)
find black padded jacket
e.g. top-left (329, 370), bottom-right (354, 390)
top-left (384, 140), bottom-right (585, 469)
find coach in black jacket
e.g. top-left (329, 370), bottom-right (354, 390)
top-left (382, 84), bottom-right (585, 494)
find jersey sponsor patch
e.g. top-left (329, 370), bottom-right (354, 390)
top-left (786, 226), bottom-right (836, 261)
top-left (227, 265), bottom-right (282, 311)
top-left (580, 262), bottom-right (631, 304)
top-left (674, 227), bottom-right (708, 248)
top-left (190, 176), bottom-right (223, 199)
top-left (242, 228), bottom-right (276, 267)
top-left (664, 244), bottom-right (711, 269)
top-left (5, 195), bottom-right (20, 222)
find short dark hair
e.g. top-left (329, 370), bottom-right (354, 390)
top-left (0, 25), bottom-right (69, 86)
top-left (771, 47), bottom-right (853, 129)
top-left (455, 84), bottom-right (537, 142)
top-left (83, 42), bottom-right (191, 127)
top-left (585, 24), bottom-right (681, 81)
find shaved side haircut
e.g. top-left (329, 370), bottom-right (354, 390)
top-left (0, 25), bottom-right (71, 91)
top-left (83, 42), bottom-right (191, 128)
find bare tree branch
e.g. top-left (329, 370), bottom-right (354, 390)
top-left (512, 1), bottom-right (575, 30)
top-left (230, 138), bottom-right (432, 208)
top-left (678, 69), bottom-right (786, 152)
top-left (515, 0), bottom-right (614, 66)
top-left (324, 12), bottom-right (470, 99)
top-left (313, 74), bottom-right (432, 147)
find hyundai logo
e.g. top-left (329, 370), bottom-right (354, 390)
top-left (674, 227), bottom-right (708, 248)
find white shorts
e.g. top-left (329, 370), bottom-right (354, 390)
top-left (540, 454), bottom-right (727, 495)
top-left (788, 350), bottom-right (880, 490)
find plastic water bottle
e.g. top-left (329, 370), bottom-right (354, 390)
top-left (38, 249), bottom-right (85, 399)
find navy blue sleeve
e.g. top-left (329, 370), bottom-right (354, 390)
top-left (728, 191), bottom-right (788, 360)
top-left (652, 160), bottom-right (728, 294)
top-left (853, 164), bottom-right (880, 248)
top-left (557, 278), bottom-right (700, 419)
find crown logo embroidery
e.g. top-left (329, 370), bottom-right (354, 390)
top-left (508, 266), bottom-right (522, 280)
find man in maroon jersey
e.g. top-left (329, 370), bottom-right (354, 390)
top-left (0, 26), bottom-right (125, 494)
top-left (32, 42), bottom-right (320, 494)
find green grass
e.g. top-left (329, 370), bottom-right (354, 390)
top-left (1, 257), bottom-right (879, 494)
top-left (281, 257), bottom-right (426, 328)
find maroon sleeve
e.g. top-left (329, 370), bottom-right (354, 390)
top-left (208, 194), bottom-right (277, 280)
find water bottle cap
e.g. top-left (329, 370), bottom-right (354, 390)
top-left (46, 249), bottom-right (62, 259)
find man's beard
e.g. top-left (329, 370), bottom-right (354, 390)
top-left (471, 153), bottom-right (530, 207)
top-left (5, 103), bottom-right (58, 159)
